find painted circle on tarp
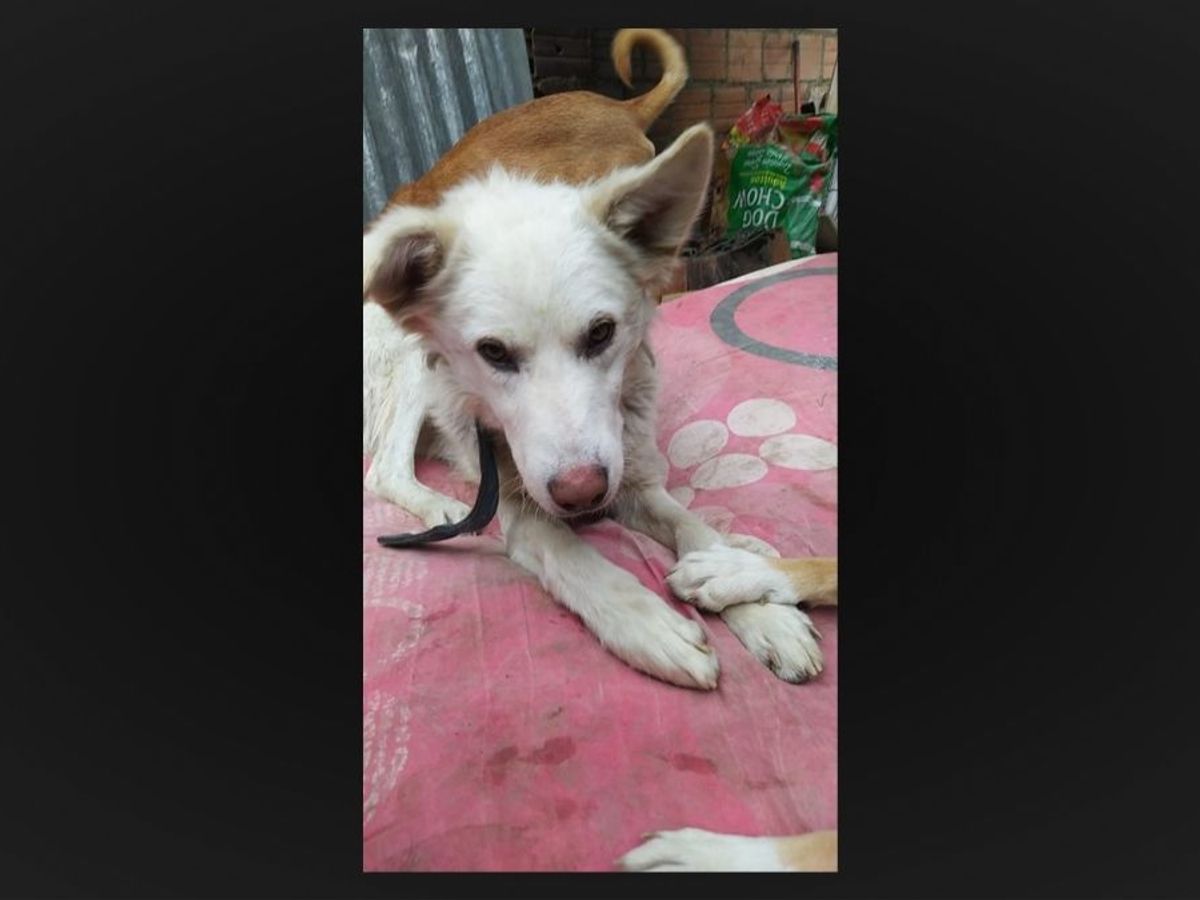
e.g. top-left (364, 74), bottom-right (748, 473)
top-left (667, 419), bottom-right (729, 469)
top-left (727, 398), bottom-right (797, 437)
top-left (759, 433), bottom-right (839, 470)
top-left (709, 266), bottom-right (838, 370)
top-left (690, 453), bottom-right (769, 490)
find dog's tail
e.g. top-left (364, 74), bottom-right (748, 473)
top-left (612, 29), bottom-right (688, 131)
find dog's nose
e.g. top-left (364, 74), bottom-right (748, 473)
top-left (547, 465), bottom-right (609, 513)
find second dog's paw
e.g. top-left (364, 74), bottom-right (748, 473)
top-left (720, 602), bottom-right (823, 683)
top-left (667, 545), bottom-right (796, 612)
top-left (618, 828), bottom-right (786, 872)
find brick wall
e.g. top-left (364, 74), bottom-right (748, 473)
top-left (526, 28), bottom-right (838, 150)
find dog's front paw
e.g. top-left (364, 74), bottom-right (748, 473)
top-left (413, 495), bottom-right (472, 529)
top-left (667, 545), bottom-right (797, 612)
top-left (600, 589), bottom-right (720, 691)
top-left (365, 471), bottom-right (472, 529)
top-left (720, 602), bottom-right (823, 683)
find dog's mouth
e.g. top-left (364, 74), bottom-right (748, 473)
top-left (553, 502), bottom-right (613, 524)
top-left (524, 488), bottom-right (613, 522)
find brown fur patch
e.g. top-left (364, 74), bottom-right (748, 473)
top-left (776, 830), bottom-right (838, 872)
top-left (365, 231), bottom-right (443, 317)
top-left (769, 556), bottom-right (838, 607)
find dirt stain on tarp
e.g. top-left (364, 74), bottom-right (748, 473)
top-left (553, 798), bottom-right (578, 820)
top-left (484, 736), bottom-right (576, 786)
top-left (486, 745), bottom-right (519, 785)
top-left (521, 736), bottom-right (576, 765)
top-left (420, 604), bottom-right (457, 624)
top-left (668, 752), bottom-right (718, 775)
top-left (488, 746), bottom-right (519, 765)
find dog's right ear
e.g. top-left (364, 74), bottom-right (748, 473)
top-left (362, 208), bottom-right (453, 329)
top-left (587, 123), bottom-right (714, 289)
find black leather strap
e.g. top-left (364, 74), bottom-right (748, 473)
top-left (377, 421), bottom-right (500, 548)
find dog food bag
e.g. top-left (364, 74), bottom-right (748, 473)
top-left (725, 95), bottom-right (838, 258)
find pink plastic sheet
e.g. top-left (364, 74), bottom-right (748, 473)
top-left (363, 254), bottom-right (838, 871)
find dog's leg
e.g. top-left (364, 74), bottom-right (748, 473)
top-left (360, 420), bottom-right (468, 532)
top-left (363, 396), bottom-right (471, 529)
top-left (502, 498), bottom-right (720, 690)
top-left (668, 547), bottom-right (838, 611)
top-left (618, 827), bottom-right (837, 872)
top-left (617, 487), bottom-right (825, 682)
top-left (614, 484), bottom-right (725, 558)
top-left (363, 308), bottom-right (471, 528)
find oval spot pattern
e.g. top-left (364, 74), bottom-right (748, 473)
top-left (759, 433), bottom-right (838, 470)
top-left (667, 420), bottom-right (729, 469)
top-left (727, 398), bottom-right (797, 437)
top-left (690, 453), bottom-right (769, 490)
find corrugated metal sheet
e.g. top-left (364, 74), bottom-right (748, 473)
top-left (362, 28), bottom-right (534, 224)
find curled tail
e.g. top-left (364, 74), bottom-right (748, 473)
top-left (611, 28), bottom-right (688, 131)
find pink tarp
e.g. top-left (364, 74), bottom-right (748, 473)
top-left (363, 253), bottom-right (838, 871)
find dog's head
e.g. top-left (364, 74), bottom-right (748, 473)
top-left (364, 124), bottom-right (713, 519)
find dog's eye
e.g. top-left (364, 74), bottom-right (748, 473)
top-left (476, 339), bottom-right (517, 372)
top-left (584, 319), bottom-right (616, 357)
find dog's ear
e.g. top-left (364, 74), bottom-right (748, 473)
top-left (589, 123), bottom-right (714, 287)
top-left (363, 208), bottom-right (453, 329)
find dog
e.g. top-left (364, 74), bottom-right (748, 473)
top-left (619, 544), bottom-right (839, 871)
top-left (362, 27), bottom-right (829, 691)
top-left (363, 29), bottom-right (840, 870)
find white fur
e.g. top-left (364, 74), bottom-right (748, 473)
top-left (618, 828), bottom-right (791, 872)
top-left (362, 125), bottom-right (823, 687)
top-left (669, 548), bottom-right (824, 680)
top-left (362, 303), bottom-right (472, 527)
top-left (718, 602), bottom-right (824, 682)
top-left (668, 544), bottom-right (800, 611)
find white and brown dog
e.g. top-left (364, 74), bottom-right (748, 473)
top-left (363, 29), bottom-right (838, 870)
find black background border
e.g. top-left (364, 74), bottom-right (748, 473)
top-left (4, 2), bottom-right (1199, 896)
